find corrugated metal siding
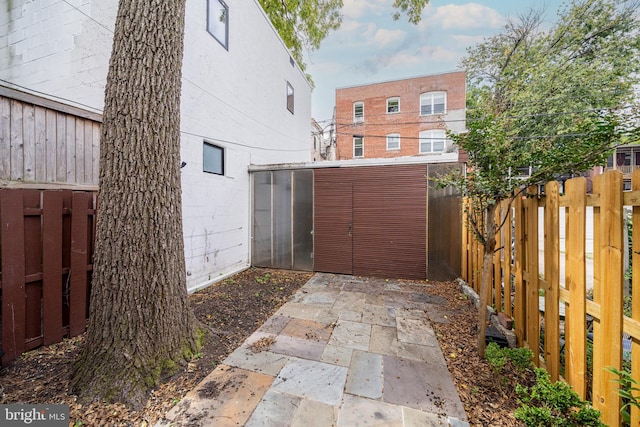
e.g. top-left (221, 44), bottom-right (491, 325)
top-left (314, 165), bottom-right (427, 279)
top-left (314, 168), bottom-right (353, 274)
top-left (352, 165), bottom-right (426, 279)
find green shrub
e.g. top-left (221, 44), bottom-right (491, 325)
top-left (606, 366), bottom-right (640, 425)
top-left (515, 368), bottom-right (604, 427)
top-left (485, 342), bottom-right (534, 373)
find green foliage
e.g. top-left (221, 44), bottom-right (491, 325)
top-left (255, 273), bottom-right (271, 284)
top-left (485, 342), bottom-right (534, 374)
top-left (606, 366), bottom-right (640, 425)
top-left (258, 0), bottom-right (430, 74)
top-left (515, 368), bottom-right (604, 426)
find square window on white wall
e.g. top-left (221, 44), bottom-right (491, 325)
top-left (207, 0), bottom-right (228, 49)
top-left (203, 142), bottom-right (224, 175)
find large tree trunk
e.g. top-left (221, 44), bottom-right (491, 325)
top-left (72, 0), bottom-right (199, 407)
top-left (477, 202), bottom-right (498, 358)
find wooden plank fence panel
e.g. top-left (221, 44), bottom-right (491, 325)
top-left (543, 181), bottom-right (560, 381)
top-left (494, 206), bottom-right (501, 312)
top-left (69, 192), bottom-right (89, 337)
top-left (565, 177), bottom-right (587, 398)
top-left (0, 190), bottom-right (26, 365)
top-left (462, 201), bottom-right (469, 282)
top-left (594, 172), bottom-right (624, 426)
top-left (43, 191), bottom-right (64, 345)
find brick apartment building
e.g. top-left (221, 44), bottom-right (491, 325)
top-left (334, 71), bottom-right (466, 160)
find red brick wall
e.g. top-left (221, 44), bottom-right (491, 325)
top-left (334, 71), bottom-right (465, 160)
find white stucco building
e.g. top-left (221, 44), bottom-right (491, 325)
top-left (0, 0), bottom-right (312, 291)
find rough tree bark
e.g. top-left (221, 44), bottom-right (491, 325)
top-left (72, 0), bottom-right (199, 407)
top-left (477, 202), bottom-right (498, 358)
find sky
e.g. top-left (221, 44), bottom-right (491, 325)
top-left (305, 0), bottom-right (565, 124)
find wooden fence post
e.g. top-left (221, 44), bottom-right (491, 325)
top-left (565, 176), bottom-right (587, 399)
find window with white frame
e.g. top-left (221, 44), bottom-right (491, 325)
top-left (386, 133), bottom-right (400, 150)
top-left (286, 81), bottom-right (294, 114)
top-left (420, 91), bottom-right (446, 115)
top-left (387, 97), bottom-right (399, 113)
top-left (203, 142), bottom-right (224, 175)
top-left (353, 136), bottom-right (364, 158)
top-left (419, 130), bottom-right (446, 154)
top-left (207, 0), bottom-right (228, 49)
top-left (353, 102), bottom-right (364, 123)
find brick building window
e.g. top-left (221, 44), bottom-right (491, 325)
top-left (420, 91), bottom-right (445, 115)
top-left (353, 102), bottom-right (364, 123)
top-left (419, 130), bottom-right (445, 154)
top-left (353, 136), bottom-right (364, 158)
top-left (387, 97), bottom-right (399, 113)
top-left (207, 0), bottom-right (229, 49)
top-left (386, 134), bottom-right (400, 150)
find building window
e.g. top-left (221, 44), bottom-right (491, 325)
top-left (207, 0), bottom-right (228, 49)
top-left (387, 97), bottom-right (400, 113)
top-left (353, 102), bottom-right (364, 123)
top-left (419, 130), bottom-right (445, 154)
top-left (203, 142), bottom-right (224, 175)
top-left (286, 82), bottom-right (294, 114)
top-left (353, 136), bottom-right (364, 158)
top-left (386, 133), bottom-right (400, 150)
top-left (420, 91), bottom-right (446, 115)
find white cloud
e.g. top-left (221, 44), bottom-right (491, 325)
top-left (341, 0), bottom-right (386, 19)
top-left (373, 29), bottom-right (407, 49)
top-left (425, 3), bottom-right (505, 30)
top-left (450, 34), bottom-right (488, 46)
top-left (416, 45), bottom-right (459, 63)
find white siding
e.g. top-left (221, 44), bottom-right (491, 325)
top-left (0, 0), bottom-right (312, 291)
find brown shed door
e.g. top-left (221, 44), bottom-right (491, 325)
top-left (314, 165), bottom-right (427, 279)
top-left (314, 169), bottom-right (353, 274)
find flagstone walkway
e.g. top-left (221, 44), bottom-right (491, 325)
top-left (156, 273), bottom-right (469, 426)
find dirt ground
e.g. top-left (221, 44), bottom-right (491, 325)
top-left (0, 268), bottom-right (530, 426)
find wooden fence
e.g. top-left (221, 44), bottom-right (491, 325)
top-left (0, 189), bottom-right (96, 366)
top-left (462, 169), bottom-right (640, 426)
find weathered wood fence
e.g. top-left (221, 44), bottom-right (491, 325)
top-left (0, 189), bottom-right (97, 366)
top-left (462, 169), bottom-right (640, 426)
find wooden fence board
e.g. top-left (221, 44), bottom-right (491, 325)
top-left (75, 119), bottom-right (84, 184)
top-left (56, 113), bottom-right (67, 182)
top-left (65, 116), bottom-right (75, 183)
top-left (514, 195), bottom-right (525, 346)
top-left (45, 109), bottom-right (57, 182)
top-left (543, 181), bottom-right (560, 381)
top-left (23, 104), bottom-right (35, 182)
top-left (526, 187), bottom-right (540, 365)
top-left (43, 191), bottom-right (64, 345)
top-left (35, 106), bottom-right (46, 182)
top-left (503, 201), bottom-right (513, 318)
top-left (632, 169), bottom-right (640, 425)
top-left (565, 177), bottom-right (587, 398)
top-left (0, 97), bottom-right (10, 178)
top-left (0, 190), bottom-right (26, 365)
top-left (69, 192), bottom-right (89, 337)
top-left (593, 172), bottom-right (623, 426)
top-left (10, 100), bottom-right (23, 181)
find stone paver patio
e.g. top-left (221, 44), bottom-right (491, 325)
top-left (156, 273), bottom-right (469, 427)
